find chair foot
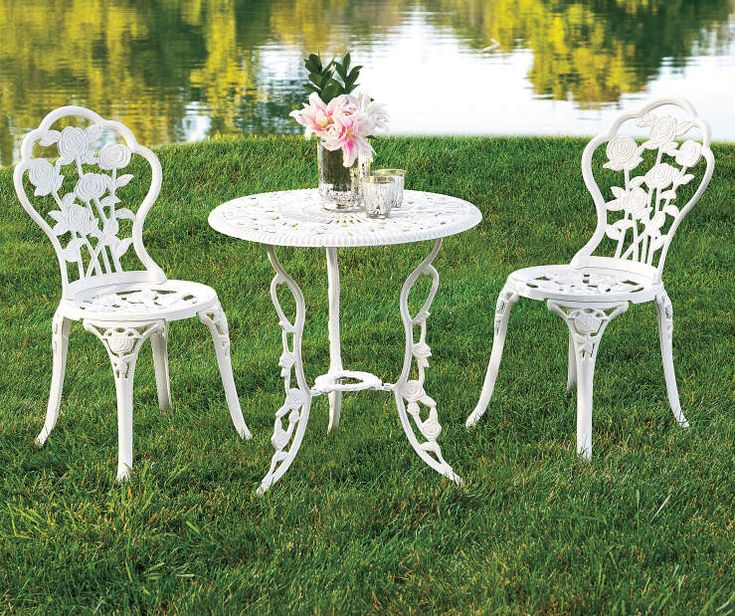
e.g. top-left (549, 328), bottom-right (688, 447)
top-left (548, 301), bottom-right (628, 460)
top-left (38, 311), bottom-right (71, 446)
top-left (467, 284), bottom-right (519, 427)
top-left (199, 302), bottom-right (252, 441)
top-left (35, 427), bottom-right (50, 447)
top-left (84, 320), bottom-right (162, 481)
top-left (655, 291), bottom-right (690, 430)
top-left (117, 465), bottom-right (131, 482)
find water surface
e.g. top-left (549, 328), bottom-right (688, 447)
top-left (1, 0), bottom-right (734, 164)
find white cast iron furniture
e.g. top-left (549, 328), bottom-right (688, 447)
top-left (466, 98), bottom-right (714, 459)
top-left (14, 106), bottom-right (252, 481)
top-left (209, 189), bottom-right (481, 493)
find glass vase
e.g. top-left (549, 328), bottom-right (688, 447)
top-left (317, 142), bottom-right (369, 210)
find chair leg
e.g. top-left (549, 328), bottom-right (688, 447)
top-left (198, 302), bottom-right (252, 441)
top-left (36, 311), bottom-right (71, 446)
top-left (548, 301), bottom-right (628, 460)
top-left (83, 320), bottom-right (161, 481)
top-left (151, 322), bottom-right (172, 411)
top-left (566, 331), bottom-right (577, 392)
top-left (466, 284), bottom-right (519, 427)
top-left (655, 291), bottom-right (689, 428)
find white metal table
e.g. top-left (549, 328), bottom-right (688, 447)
top-left (209, 189), bottom-right (482, 493)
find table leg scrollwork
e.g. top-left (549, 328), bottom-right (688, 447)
top-left (395, 239), bottom-right (461, 484)
top-left (258, 247), bottom-right (312, 495)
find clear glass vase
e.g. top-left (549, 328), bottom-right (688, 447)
top-left (317, 142), bottom-right (369, 210)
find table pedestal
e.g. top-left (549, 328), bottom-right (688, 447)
top-left (257, 239), bottom-right (462, 494)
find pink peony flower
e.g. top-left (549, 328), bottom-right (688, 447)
top-left (289, 93), bottom-right (333, 139)
top-left (290, 92), bottom-right (387, 167)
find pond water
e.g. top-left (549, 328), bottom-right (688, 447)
top-left (1, 0), bottom-right (734, 165)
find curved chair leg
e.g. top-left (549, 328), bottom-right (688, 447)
top-left (36, 310), bottom-right (71, 446)
top-left (83, 320), bottom-right (162, 481)
top-left (198, 302), bottom-right (252, 441)
top-left (258, 247), bottom-right (312, 495)
top-left (394, 239), bottom-right (461, 484)
top-left (150, 322), bottom-right (172, 411)
top-left (655, 291), bottom-right (689, 428)
top-left (548, 302), bottom-right (628, 460)
top-left (466, 284), bottom-right (520, 427)
top-left (566, 331), bottom-right (577, 392)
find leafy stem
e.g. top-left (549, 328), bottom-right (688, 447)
top-left (302, 52), bottom-right (362, 103)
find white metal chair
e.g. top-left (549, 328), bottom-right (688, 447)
top-left (14, 106), bottom-right (252, 481)
top-left (467, 98), bottom-right (714, 458)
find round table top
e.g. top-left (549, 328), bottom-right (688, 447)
top-left (208, 188), bottom-right (482, 248)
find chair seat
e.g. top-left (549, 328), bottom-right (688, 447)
top-left (59, 279), bottom-right (219, 322)
top-left (507, 265), bottom-right (659, 303)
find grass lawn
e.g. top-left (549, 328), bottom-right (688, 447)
top-left (0, 136), bottom-right (733, 613)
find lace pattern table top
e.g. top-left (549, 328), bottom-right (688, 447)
top-left (208, 189), bottom-right (482, 248)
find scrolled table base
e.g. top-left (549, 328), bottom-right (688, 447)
top-left (257, 239), bottom-right (461, 494)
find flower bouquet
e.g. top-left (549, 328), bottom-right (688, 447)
top-left (290, 52), bottom-right (388, 209)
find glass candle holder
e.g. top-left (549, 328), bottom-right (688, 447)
top-left (372, 169), bottom-right (405, 208)
top-left (362, 175), bottom-right (396, 219)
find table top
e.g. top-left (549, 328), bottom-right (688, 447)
top-left (208, 189), bottom-right (482, 248)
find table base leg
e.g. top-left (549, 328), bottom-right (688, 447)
top-left (258, 247), bottom-right (312, 495)
top-left (395, 239), bottom-right (462, 484)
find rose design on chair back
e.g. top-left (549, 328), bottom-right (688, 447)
top-left (583, 101), bottom-right (713, 270)
top-left (14, 108), bottom-right (164, 290)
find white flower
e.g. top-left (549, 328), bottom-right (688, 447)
top-left (647, 115), bottom-right (677, 147)
top-left (420, 416), bottom-right (442, 440)
top-left (76, 173), bottom-right (109, 201)
top-left (287, 388), bottom-right (306, 408)
top-left (401, 380), bottom-right (426, 403)
top-left (50, 204), bottom-right (96, 235)
top-left (412, 342), bottom-right (432, 360)
top-left (356, 90), bottom-right (390, 134)
top-left (27, 159), bottom-right (63, 196)
top-left (98, 144), bottom-right (132, 170)
top-left (674, 140), bottom-right (702, 168)
top-left (607, 186), bottom-right (649, 220)
top-left (603, 136), bottom-right (642, 171)
top-left (107, 331), bottom-right (135, 355)
top-left (573, 313), bottom-right (601, 335)
top-left (644, 163), bottom-right (677, 190)
top-left (58, 126), bottom-right (88, 161)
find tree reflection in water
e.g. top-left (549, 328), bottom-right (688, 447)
top-left (0, 0), bottom-right (732, 164)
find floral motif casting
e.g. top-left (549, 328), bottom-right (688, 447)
top-left (23, 123), bottom-right (138, 280)
top-left (600, 110), bottom-right (706, 266)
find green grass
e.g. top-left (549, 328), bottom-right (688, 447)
top-left (0, 136), bottom-right (733, 614)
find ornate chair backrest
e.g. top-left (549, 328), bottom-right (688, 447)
top-left (573, 98), bottom-right (714, 280)
top-left (13, 106), bottom-right (166, 297)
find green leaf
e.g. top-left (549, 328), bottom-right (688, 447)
top-left (342, 52), bottom-right (351, 70)
top-left (334, 62), bottom-right (347, 79)
top-left (321, 81), bottom-right (340, 103)
top-left (326, 77), bottom-right (343, 93)
top-left (307, 53), bottom-right (322, 71)
top-left (308, 72), bottom-right (324, 87)
top-left (303, 83), bottom-right (320, 94)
